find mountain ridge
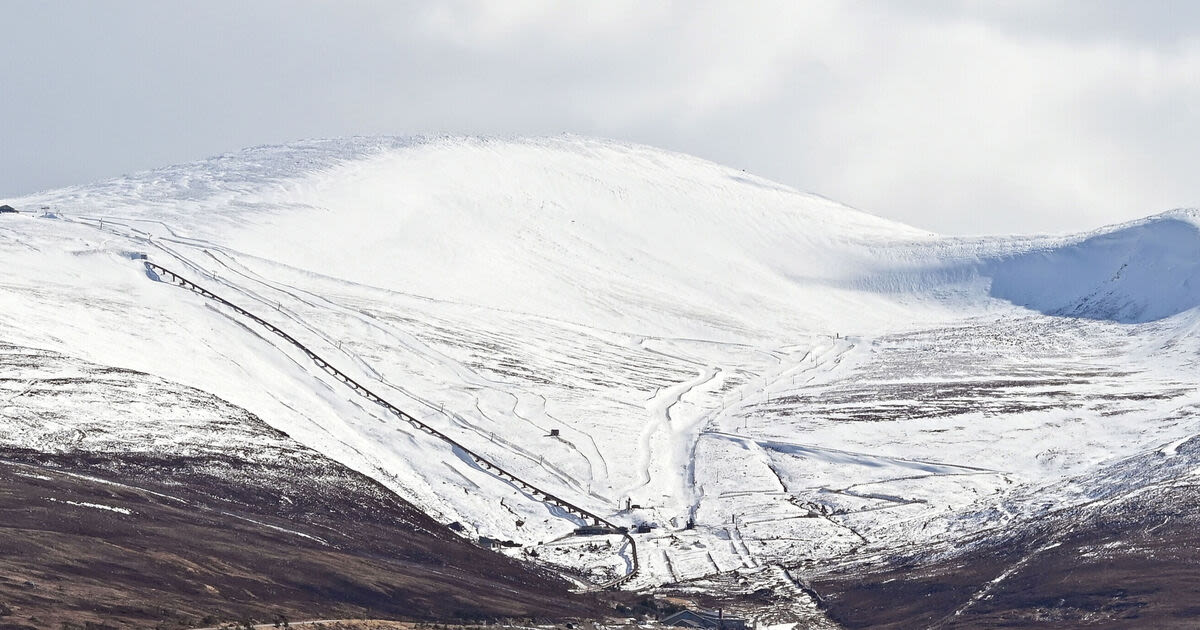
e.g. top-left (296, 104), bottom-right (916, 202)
top-left (1, 135), bottom-right (1197, 626)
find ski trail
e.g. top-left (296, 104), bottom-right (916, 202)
top-left (682, 339), bottom-right (846, 526)
top-left (103, 221), bottom-right (606, 506)
top-left (204, 247), bottom-right (490, 384)
top-left (185, 261), bottom-right (621, 514)
top-left (66, 216), bottom-right (623, 527)
top-left (534, 391), bottom-right (611, 482)
top-left (505, 390), bottom-right (606, 486)
top-left (195, 243), bottom-right (616, 494)
top-left (470, 398), bottom-right (610, 503)
top-left (624, 364), bottom-right (721, 509)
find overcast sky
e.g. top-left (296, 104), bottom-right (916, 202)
top-left (3, 1), bottom-right (1198, 234)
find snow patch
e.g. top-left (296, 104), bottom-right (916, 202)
top-left (46, 497), bottom-right (133, 515)
top-left (1161, 434), bottom-right (1194, 457)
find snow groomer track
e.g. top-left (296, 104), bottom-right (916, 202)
top-left (144, 260), bottom-right (639, 589)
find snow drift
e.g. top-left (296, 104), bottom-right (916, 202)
top-left (983, 211), bottom-right (1200, 323)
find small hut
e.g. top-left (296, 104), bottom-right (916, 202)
top-left (662, 609), bottom-right (747, 630)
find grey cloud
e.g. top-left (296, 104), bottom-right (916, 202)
top-left (876, 0), bottom-right (1200, 47)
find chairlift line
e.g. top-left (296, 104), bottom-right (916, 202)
top-left (143, 260), bottom-right (639, 589)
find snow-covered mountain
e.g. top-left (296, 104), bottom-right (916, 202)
top-left (3, 136), bottom-right (1198, 624)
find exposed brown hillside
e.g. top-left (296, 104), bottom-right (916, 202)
top-left (0, 450), bottom-right (608, 630)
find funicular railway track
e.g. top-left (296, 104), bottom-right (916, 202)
top-left (144, 261), bottom-right (639, 589)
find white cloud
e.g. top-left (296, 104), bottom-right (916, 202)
top-left (1, 1), bottom-right (1197, 234)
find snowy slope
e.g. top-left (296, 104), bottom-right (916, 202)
top-left (2, 135), bottom-right (1198, 592)
top-left (15, 136), bottom-right (960, 339)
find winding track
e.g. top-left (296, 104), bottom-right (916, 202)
top-left (144, 261), bottom-right (639, 589)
